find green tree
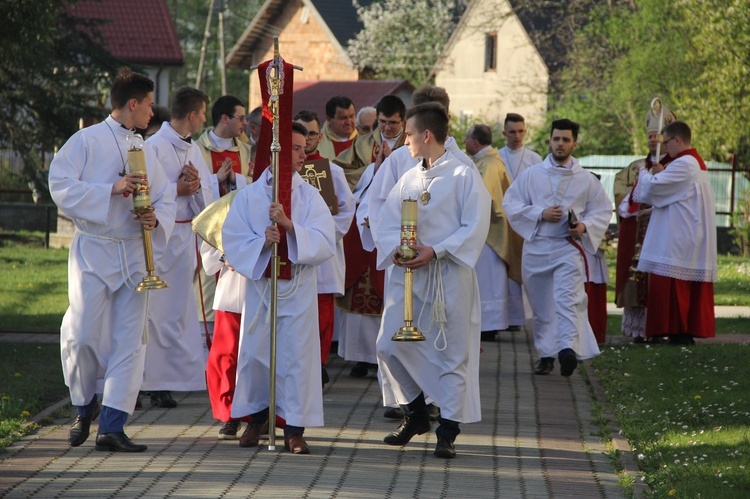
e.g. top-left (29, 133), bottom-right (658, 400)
top-left (347, 0), bottom-right (459, 87)
top-left (538, 0), bottom-right (697, 156)
top-left (0, 0), bottom-right (121, 201)
top-left (678, 0), bottom-right (750, 165)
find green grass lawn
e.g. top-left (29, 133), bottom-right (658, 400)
top-left (592, 343), bottom-right (750, 497)
top-left (0, 343), bottom-right (68, 449)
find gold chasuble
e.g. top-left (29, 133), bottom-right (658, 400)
top-left (334, 128), bottom-right (406, 191)
top-left (475, 147), bottom-right (523, 284)
top-left (317, 121), bottom-right (357, 160)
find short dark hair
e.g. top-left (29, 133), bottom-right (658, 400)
top-left (292, 121), bottom-right (309, 137)
top-left (211, 95), bottom-right (244, 127)
top-left (470, 124), bottom-right (492, 146)
top-left (550, 118), bottom-right (580, 141)
top-left (405, 102), bottom-right (449, 144)
top-left (325, 96), bottom-right (354, 119)
top-left (247, 106), bottom-right (262, 125)
top-left (411, 85), bottom-right (450, 110)
top-left (663, 120), bottom-right (691, 145)
top-left (171, 86), bottom-right (209, 119)
top-left (294, 110), bottom-right (320, 127)
top-left (376, 95), bottom-right (406, 120)
top-left (110, 67), bottom-right (154, 110)
top-left (504, 113), bottom-right (525, 127)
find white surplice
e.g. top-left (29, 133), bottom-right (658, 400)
top-left (49, 116), bottom-right (176, 414)
top-left (222, 169), bottom-right (336, 427)
top-left (374, 151), bottom-right (490, 423)
top-left (499, 146), bottom-right (543, 182)
top-left (632, 153), bottom-right (717, 282)
top-left (502, 156), bottom-right (612, 360)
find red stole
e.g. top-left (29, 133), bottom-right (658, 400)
top-left (255, 58), bottom-right (295, 280)
top-left (332, 137), bottom-right (355, 156)
top-left (674, 148), bottom-right (707, 170)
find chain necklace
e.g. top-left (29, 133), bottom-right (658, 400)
top-left (104, 118), bottom-right (129, 177)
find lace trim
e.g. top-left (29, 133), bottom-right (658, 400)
top-left (621, 307), bottom-right (646, 337)
top-left (638, 259), bottom-right (717, 282)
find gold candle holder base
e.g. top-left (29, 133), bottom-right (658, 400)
top-left (392, 324), bottom-right (426, 342)
top-left (136, 273), bottom-right (170, 292)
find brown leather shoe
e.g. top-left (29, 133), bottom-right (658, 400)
top-left (239, 422), bottom-right (264, 447)
top-left (284, 433), bottom-right (310, 454)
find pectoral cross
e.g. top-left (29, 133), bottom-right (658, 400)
top-left (301, 164), bottom-right (327, 191)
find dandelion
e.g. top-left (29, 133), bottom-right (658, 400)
top-left (21, 410), bottom-right (30, 417)
top-left (1, 395), bottom-right (9, 401)
top-left (14, 372), bottom-right (22, 377)
top-left (668, 489), bottom-right (677, 496)
top-left (694, 395), bottom-right (701, 400)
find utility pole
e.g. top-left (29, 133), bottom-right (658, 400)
top-left (195, 0), bottom-right (216, 90)
top-left (216, 0), bottom-right (227, 95)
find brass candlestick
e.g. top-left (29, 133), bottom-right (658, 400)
top-left (127, 134), bottom-right (169, 292)
top-left (392, 198), bottom-right (425, 342)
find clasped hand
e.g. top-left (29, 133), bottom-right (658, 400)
top-left (392, 244), bottom-right (435, 269)
top-left (177, 162), bottom-right (201, 196)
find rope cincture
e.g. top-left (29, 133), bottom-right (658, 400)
top-left (416, 258), bottom-right (448, 351)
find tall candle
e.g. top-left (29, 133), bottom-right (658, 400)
top-left (399, 199), bottom-right (418, 260)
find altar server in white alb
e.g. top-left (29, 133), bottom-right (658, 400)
top-left (142, 87), bottom-right (216, 407)
top-left (49, 68), bottom-right (176, 452)
top-left (222, 123), bottom-right (336, 454)
top-left (631, 120), bottom-right (717, 344)
top-left (374, 102), bottom-right (490, 459)
top-left (503, 119), bottom-right (612, 377)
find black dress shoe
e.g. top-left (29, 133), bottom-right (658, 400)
top-left (668, 333), bottom-right (695, 345)
top-left (480, 330), bottom-right (496, 342)
top-left (68, 415), bottom-right (93, 447)
top-left (150, 391), bottom-right (177, 408)
top-left (534, 357), bottom-right (554, 375)
top-left (434, 436), bottom-right (457, 458)
top-left (349, 362), bottom-right (369, 377)
top-left (559, 348), bottom-right (578, 377)
top-left (383, 416), bottom-right (431, 445)
top-left (95, 432), bottom-right (147, 452)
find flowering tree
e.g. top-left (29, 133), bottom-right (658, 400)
top-left (347, 0), bottom-right (458, 87)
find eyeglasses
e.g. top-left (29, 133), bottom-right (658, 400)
top-left (378, 119), bottom-right (402, 127)
top-left (306, 131), bottom-right (320, 140)
top-left (228, 115), bottom-right (247, 122)
top-left (662, 136), bottom-right (676, 145)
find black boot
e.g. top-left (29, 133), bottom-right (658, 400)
top-left (383, 393), bottom-right (430, 445)
top-left (150, 391), bottom-right (177, 408)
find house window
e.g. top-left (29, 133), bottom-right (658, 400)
top-left (485, 33), bottom-right (497, 71)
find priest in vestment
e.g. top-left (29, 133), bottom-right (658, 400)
top-left (49, 68), bottom-right (176, 452)
top-left (614, 105), bottom-right (677, 341)
top-left (143, 87), bottom-right (215, 408)
top-left (317, 95), bottom-right (357, 159)
top-left (332, 96), bottom-right (406, 378)
top-left (374, 103), bottom-right (490, 459)
top-left (631, 121), bottom-right (716, 344)
top-left (222, 124), bottom-right (336, 454)
top-left (503, 119), bottom-right (612, 377)
top-left (334, 96), bottom-right (406, 190)
top-left (464, 124), bottom-right (524, 338)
